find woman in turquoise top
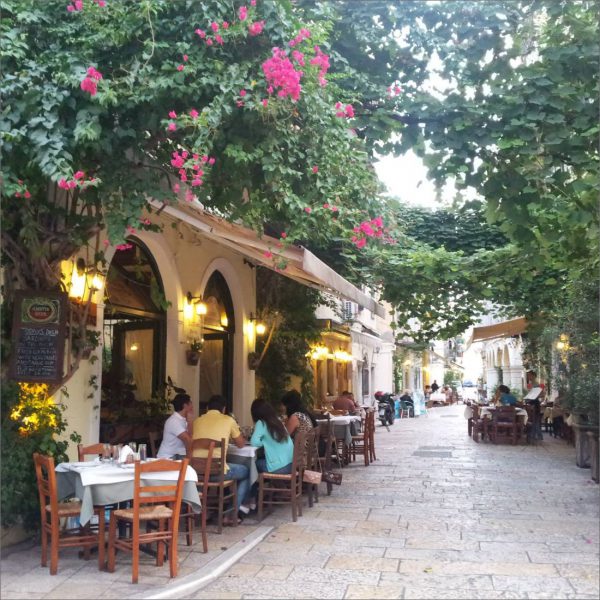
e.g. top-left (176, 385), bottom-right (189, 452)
top-left (250, 398), bottom-right (293, 474)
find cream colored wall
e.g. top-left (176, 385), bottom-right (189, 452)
top-left (54, 215), bottom-right (259, 456)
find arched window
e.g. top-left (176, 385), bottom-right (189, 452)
top-left (198, 271), bottom-right (235, 413)
top-left (101, 240), bottom-right (166, 435)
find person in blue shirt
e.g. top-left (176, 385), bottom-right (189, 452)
top-left (497, 384), bottom-right (518, 405)
top-left (250, 398), bottom-right (294, 475)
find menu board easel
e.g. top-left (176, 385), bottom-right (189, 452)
top-left (10, 291), bottom-right (68, 383)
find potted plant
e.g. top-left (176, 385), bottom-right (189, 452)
top-left (186, 339), bottom-right (203, 366)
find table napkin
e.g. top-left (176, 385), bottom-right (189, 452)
top-left (119, 444), bottom-right (134, 463)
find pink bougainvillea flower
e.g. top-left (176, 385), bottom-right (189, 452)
top-left (191, 178), bottom-right (203, 187)
top-left (304, 206), bottom-right (312, 214)
top-left (261, 98), bottom-right (268, 107)
top-left (238, 6), bottom-right (248, 21)
top-left (310, 46), bottom-right (330, 86)
top-left (372, 216), bottom-right (383, 228)
top-left (168, 122), bottom-right (177, 131)
top-left (250, 0), bottom-right (256, 5)
top-left (24, 190), bottom-right (31, 198)
top-left (126, 225), bottom-right (137, 234)
top-left (73, 170), bottom-right (85, 180)
top-left (190, 109), bottom-right (199, 119)
top-left (140, 218), bottom-right (151, 225)
top-left (264, 250), bottom-right (273, 259)
top-left (87, 66), bottom-right (103, 80)
top-left (331, 205), bottom-right (338, 212)
top-left (208, 157), bottom-right (216, 165)
top-left (281, 232), bottom-right (287, 239)
top-left (222, 21), bottom-right (229, 29)
top-left (67, 0), bottom-right (83, 12)
top-left (205, 38), bottom-right (213, 46)
top-left (103, 239), bottom-right (110, 247)
top-left (115, 243), bottom-right (133, 251)
top-left (240, 89), bottom-right (247, 97)
top-left (312, 165), bottom-right (318, 174)
top-left (97, 0), bottom-right (106, 6)
top-left (58, 178), bottom-right (69, 189)
top-left (323, 202), bottom-right (330, 209)
top-left (201, 155), bottom-right (208, 163)
top-left (168, 110), bottom-right (177, 118)
top-left (236, 100), bottom-right (244, 107)
top-left (355, 237), bottom-right (367, 249)
top-left (185, 190), bottom-right (195, 202)
top-left (210, 22), bottom-right (219, 32)
top-left (183, 54), bottom-right (188, 62)
top-left (262, 47), bottom-right (303, 101)
top-left (195, 29), bottom-right (206, 38)
top-left (291, 50), bottom-right (305, 66)
top-left (215, 34), bottom-right (224, 45)
top-left (173, 183), bottom-right (181, 193)
top-left (345, 104), bottom-right (354, 118)
top-left (177, 64), bottom-right (184, 71)
top-left (248, 21), bottom-right (265, 36)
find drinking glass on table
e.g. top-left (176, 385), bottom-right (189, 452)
top-left (138, 443), bottom-right (147, 462)
top-left (129, 441), bottom-right (137, 453)
top-left (102, 443), bottom-right (111, 461)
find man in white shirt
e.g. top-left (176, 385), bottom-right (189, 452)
top-left (157, 393), bottom-right (193, 459)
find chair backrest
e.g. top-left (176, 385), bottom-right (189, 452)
top-left (77, 443), bottom-right (105, 462)
top-left (291, 429), bottom-right (308, 472)
top-left (33, 453), bottom-right (58, 521)
top-left (191, 438), bottom-right (227, 481)
top-left (132, 458), bottom-right (188, 516)
top-left (494, 406), bottom-right (517, 423)
top-left (148, 432), bottom-right (161, 458)
top-left (304, 427), bottom-right (319, 471)
top-left (189, 441), bottom-right (216, 492)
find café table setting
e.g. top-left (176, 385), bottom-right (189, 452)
top-left (55, 457), bottom-right (201, 526)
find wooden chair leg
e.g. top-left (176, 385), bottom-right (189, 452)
top-left (97, 509), bottom-right (105, 571)
top-left (169, 519), bottom-right (178, 579)
top-left (40, 524), bottom-right (48, 567)
top-left (258, 478), bottom-right (264, 522)
top-left (131, 522), bottom-right (139, 584)
top-left (201, 506), bottom-right (208, 553)
top-left (156, 520), bottom-right (165, 567)
top-left (232, 482), bottom-right (238, 528)
top-left (217, 487), bottom-right (224, 534)
top-left (50, 519), bottom-right (59, 575)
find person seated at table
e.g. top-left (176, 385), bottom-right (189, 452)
top-left (430, 380), bottom-right (440, 393)
top-left (497, 384), bottom-right (517, 406)
top-left (332, 390), bottom-right (359, 414)
top-left (192, 394), bottom-right (251, 520)
top-left (281, 389), bottom-right (316, 438)
top-left (156, 393), bottom-right (193, 459)
top-left (250, 398), bottom-right (293, 475)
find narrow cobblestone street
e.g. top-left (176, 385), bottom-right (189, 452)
top-left (192, 404), bottom-right (599, 599)
top-left (1, 404), bottom-right (598, 599)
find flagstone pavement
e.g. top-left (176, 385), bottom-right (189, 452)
top-left (1, 403), bottom-right (598, 599)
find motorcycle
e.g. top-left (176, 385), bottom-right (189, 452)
top-left (374, 392), bottom-right (396, 426)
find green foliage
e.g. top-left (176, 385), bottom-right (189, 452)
top-left (0, 381), bottom-right (78, 531)
top-left (255, 269), bottom-right (321, 406)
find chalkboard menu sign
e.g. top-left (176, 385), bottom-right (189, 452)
top-left (10, 291), bottom-right (68, 383)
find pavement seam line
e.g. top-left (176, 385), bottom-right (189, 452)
top-left (138, 525), bottom-right (274, 600)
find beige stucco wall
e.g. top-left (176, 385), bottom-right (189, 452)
top-left (57, 213), bottom-right (259, 458)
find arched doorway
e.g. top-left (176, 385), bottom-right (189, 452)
top-left (199, 271), bottom-right (235, 414)
top-left (100, 240), bottom-right (167, 442)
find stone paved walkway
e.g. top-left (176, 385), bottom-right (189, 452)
top-left (192, 404), bottom-right (599, 599)
top-left (1, 404), bottom-right (598, 599)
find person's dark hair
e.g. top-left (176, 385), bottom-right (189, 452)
top-left (281, 389), bottom-right (317, 426)
top-left (172, 393), bottom-right (191, 412)
top-left (251, 398), bottom-right (288, 442)
top-left (498, 385), bottom-right (510, 394)
top-left (341, 390), bottom-right (351, 396)
top-left (207, 394), bottom-right (227, 412)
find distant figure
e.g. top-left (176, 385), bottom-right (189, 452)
top-left (497, 384), bottom-right (517, 406)
top-left (430, 380), bottom-right (440, 393)
top-left (157, 393), bottom-right (193, 459)
top-left (424, 385), bottom-right (432, 400)
top-left (281, 389), bottom-right (316, 438)
top-left (333, 390), bottom-right (359, 414)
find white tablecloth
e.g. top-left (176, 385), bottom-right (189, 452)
top-left (56, 461), bottom-right (200, 525)
top-left (227, 445), bottom-right (259, 486)
top-left (464, 406), bottom-right (528, 425)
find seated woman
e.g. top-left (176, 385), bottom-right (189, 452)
top-left (281, 389), bottom-right (316, 438)
top-left (250, 398), bottom-right (294, 475)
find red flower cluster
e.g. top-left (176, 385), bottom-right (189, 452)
top-left (335, 102), bottom-right (354, 118)
top-left (387, 82), bottom-right (402, 97)
top-left (309, 46), bottom-right (330, 87)
top-left (248, 21), bottom-right (265, 36)
top-left (170, 149), bottom-right (215, 190)
top-left (352, 216), bottom-right (384, 249)
top-left (262, 48), bottom-right (303, 101)
top-left (288, 28), bottom-right (311, 47)
top-left (80, 66), bottom-right (103, 96)
top-left (67, 0), bottom-right (105, 12)
top-left (58, 170), bottom-right (94, 190)
top-left (13, 179), bottom-right (32, 199)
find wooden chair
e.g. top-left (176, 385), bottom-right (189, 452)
top-left (471, 405), bottom-right (489, 443)
top-left (33, 453), bottom-right (105, 574)
top-left (258, 430), bottom-right (306, 523)
top-left (107, 458), bottom-right (188, 584)
top-left (148, 431), bottom-right (162, 458)
top-left (317, 419), bottom-right (335, 496)
top-left (302, 427), bottom-right (320, 508)
top-left (366, 410), bottom-right (377, 463)
top-left (183, 440), bottom-right (215, 552)
top-left (490, 406), bottom-right (520, 445)
top-left (192, 438), bottom-right (237, 533)
top-left (77, 443), bottom-right (106, 461)
top-left (350, 413), bottom-right (370, 466)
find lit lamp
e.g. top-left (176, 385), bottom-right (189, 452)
top-left (248, 313), bottom-right (266, 336)
top-left (64, 258), bottom-right (104, 303)
top-left (185, 291), bottom-right (207, 320)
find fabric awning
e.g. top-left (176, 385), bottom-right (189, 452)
top-left (470, 317), bottom-right (528, 343)
top-left (149, 200), bottom-right (386, 317)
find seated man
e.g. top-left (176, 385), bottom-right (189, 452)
top-left (332, 390), bottom-right (359, 414)
top-left (497, 384), bottom-right (517, 406)
top-left (157, 393), bottom-right (193, 459)
top-left (192, 394), bottom-right (251, 518)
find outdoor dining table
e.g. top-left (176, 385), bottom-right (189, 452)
top-left (227, 444), bottom-right (259, 486)
top-left (316, 415), bottom-right (362, 446)
top-left (55, 459), bottom-right (201, 526)
top-left (464, 404), bottom-right (529, 425)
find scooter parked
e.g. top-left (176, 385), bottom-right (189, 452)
top-left (374, 391), bottom-right (396, 426)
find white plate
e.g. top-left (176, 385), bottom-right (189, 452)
top-left (69, 461), bottom-right (101, 468)
top-left (118, 463), bottom-right (136, 469)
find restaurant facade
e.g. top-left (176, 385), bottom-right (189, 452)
top-left (57, 200), bottom-right (391, 458)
